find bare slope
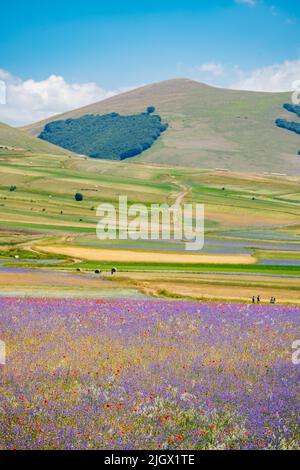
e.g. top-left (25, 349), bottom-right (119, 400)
top-left (22, 78), bottom-right (300, 174)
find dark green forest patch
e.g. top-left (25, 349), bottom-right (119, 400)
top-left (276, 118), bottom-right (300, 135)
top-left (283, 103), bottom-right (300, 118)
top-left (39, 111), bottom-right (168, 160)
top-left (276, 103), bottom-right (300, 155)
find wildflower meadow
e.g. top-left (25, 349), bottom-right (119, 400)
top-left (0, 297), bottom-right (299, 450)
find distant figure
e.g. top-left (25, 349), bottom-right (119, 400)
top-left (252, 296), bottom-right (255, 303)
top-left (270, 297), bottom-right (276, 304)
top-left (257, 295), bottom-right (260, 303)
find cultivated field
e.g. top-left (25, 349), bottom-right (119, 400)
top-left (1, 142), bottom-right (300, 301)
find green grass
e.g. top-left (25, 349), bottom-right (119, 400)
top-left (37, 260), bottom-right (300, 276)
top-left (254, 249), bottom-right (300, 261)
top-left (0, 220), bottom-right (96, 233)
top-left (0, 247), bottom-right (67, 261)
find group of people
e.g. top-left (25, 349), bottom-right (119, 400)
top-left (252, 295), bottom-right (276, 304)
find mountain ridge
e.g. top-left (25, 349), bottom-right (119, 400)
top-left (20, 78), bottom-right (300, 174)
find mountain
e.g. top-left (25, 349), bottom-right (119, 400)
top-left (22, 78), bottom-right (300, 174)
top-left (0, 121), bottom-right (74, 156)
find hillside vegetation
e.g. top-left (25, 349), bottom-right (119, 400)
top-left (276, 118), bottom-right (300, 136)
top-left (283, 103), bottom-right (300, 117)
top-left (0, 122), bottom-right (73, 156)
top-left (275, 103), bottom-right (300, 152)
top-left (23, 78), bottom-right (300, 174)
top-left (275, 103), bottom-right (300, 155)
top-left (39, 111), bottom-right (168, 160)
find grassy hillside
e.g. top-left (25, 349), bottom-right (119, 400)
top-left (0, 122), bottom-right (75, 156)
top-left (22, 78), bottom-right (300, 174)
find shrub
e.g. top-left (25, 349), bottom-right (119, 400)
top-left (9, 185), bottom-right (17, 192)
top-left (75, 192), bottom-right (83, 201)
top-left (147, 106), bottom-right (155, 114)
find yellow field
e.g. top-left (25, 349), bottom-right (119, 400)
top-left (34, 244), bottom-right (257, 265)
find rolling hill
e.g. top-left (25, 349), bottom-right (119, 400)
top-left (0, 121), bottom-right (75, 156)
top-left (22, 78), bottom-right (300, 174)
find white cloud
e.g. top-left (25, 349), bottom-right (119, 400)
top-left (235, 0), bottom-right (256, 7)
top-left (231, 59), bottom-right (300, 92)
top-left (0, 69), bottom-right (12, 81)
top-left (0, 69), bottom-right (128, 126)
top-left (198, 62), bottom-right (225, 77)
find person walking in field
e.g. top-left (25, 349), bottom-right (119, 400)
top-left (252, 296), bottom-right (255, 303)
top-left (257, 295), bottom-right (260, 303)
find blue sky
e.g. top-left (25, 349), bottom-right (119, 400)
top-left (0, 0), bottom-right (300, 125)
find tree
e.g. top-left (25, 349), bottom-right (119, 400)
top-left (147, 106), bottom-right (155, 114)
top-left (75, 192), bottom-right (83, 201)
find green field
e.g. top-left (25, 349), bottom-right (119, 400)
top-left (0, 132), bottom-right (300, 302)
